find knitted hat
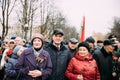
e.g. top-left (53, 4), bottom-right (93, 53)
top-left (97, 40), bottom-right (103, 43)
top-left (85, 36), bottom-right (95, 43)
top-left (31, 33), bottom-right (44, 45)
top-left (103, 39), bottom-right (116, 46)
top-left (13, 46), bottom-right (23, 54)
top-left (9, 40), bottom-right (15, 44)
top-left (108, 34), bottom-right (117, 39)
top-left (11, 36), bottom-right (16, 40)
top-left (78, 42), bottom-right (90, 51)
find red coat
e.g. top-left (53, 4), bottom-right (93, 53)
top-left (65, 53), bottom-right (100, 80)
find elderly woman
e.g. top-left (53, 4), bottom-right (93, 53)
top-left (15, 34), bottom-right (52, 80)
top-left (65, 42), bottom-right (100, 80)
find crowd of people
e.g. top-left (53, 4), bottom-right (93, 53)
top-left (0, 28), bottom-right (120, 80)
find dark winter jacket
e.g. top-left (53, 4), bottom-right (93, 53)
top-left (44, 42), bottom-right (71, 80)
top-left (68, 48), bottom-right (77, 58)
top-left (93, 47), bottom-right (113, 80)
top-left (14, 48), bottom-right (52, 80)
top-left (5, 49), bottom-right (19, 80)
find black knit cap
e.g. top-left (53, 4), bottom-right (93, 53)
top-left (103, 39), bottom-right (116, 46)
top-left (97, 40), bottom-right (103, 43)
top-left (108, 34), bottom-right (117, 39)
top-left (85, 36), bottom-right (95, 43)
top-left (78, 42), bottom-right (90, 52)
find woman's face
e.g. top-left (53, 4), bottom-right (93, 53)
top-left (9, 42), bottom-right (15, 49)
top-left (78, 46), bottom-right (89, 56)
top-left (33, 38), bottom-right (43, 49)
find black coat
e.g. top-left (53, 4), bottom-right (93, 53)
top-left (93, 47), bottom-right (113, 80)
top-left (44, 42), bottom-right (71, 80)
top-left (68, 48), bottom-right (77, 58)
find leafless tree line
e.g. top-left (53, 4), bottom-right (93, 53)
top-left (0, 0), bottom-right (79, 41)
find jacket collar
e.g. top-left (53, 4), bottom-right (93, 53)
top-left (75, 53), bottom-right (93, 61)
top-left (25, 48), bottom-right (46, 67)
top-left (101, 47), bottom-right (112, 57)
top-left (48, 41), bottom-right (68, 51)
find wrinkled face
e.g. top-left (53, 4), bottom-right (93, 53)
top-left (68, 42), bottom-right (78, 50)
top-left (52, 34), bottom-right (63, 45)
top-left (78, 46), bottom-right (89, 56)
top-left (33, 38), bottom-right (43, 49)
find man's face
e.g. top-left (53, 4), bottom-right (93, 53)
top-left (68, 42), bottom-right (78, 50)
top-left (97, 43), bottom-right (103, 47)
top-left (105, 45), bottom-right (114, 53)
top-left (87, 42), bottom-right (94, 50)
top-left (52, 34), bottom-right (63, 45)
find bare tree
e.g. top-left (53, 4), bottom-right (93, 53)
top-left (39, 0), bottom-right (51, 34)
top-left (16, 0), bottom-right (39, 40)
top-left (108, 17), bottom-right (120, 41)
top-left (0, 0), bottom-right (17, 40)
top-left (14, 0), bottom-right (78, 41)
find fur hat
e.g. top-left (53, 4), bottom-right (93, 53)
top-left (78, 42), bottom-right (90, 51)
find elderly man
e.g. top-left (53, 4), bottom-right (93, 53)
top-left (44, 28), bottom-right (71, 80)
top-left (67, 38), bottom-right (78, 58)
top-left (93, 39), bottom-right (117, 80)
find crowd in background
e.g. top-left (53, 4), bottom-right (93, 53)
top-left (0, 28), bottom-right (120, 80)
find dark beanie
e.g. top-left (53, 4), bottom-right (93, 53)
top-left (78, 42), bottom-right (90, 52)
top-left (85, 36), bottom-right (95, 43)
top-left (108, 34), bottom-right (117, 39)
top-left (103, 39), bottom-right (116, 46)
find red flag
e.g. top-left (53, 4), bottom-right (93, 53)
top-left (80, 16), bottom-right (85, 42)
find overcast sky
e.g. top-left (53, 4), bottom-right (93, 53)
top-left (55, 0), bottom-right (120, 38)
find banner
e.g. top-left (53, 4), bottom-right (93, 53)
top-left (80, 16), bottom-right (85, 42)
